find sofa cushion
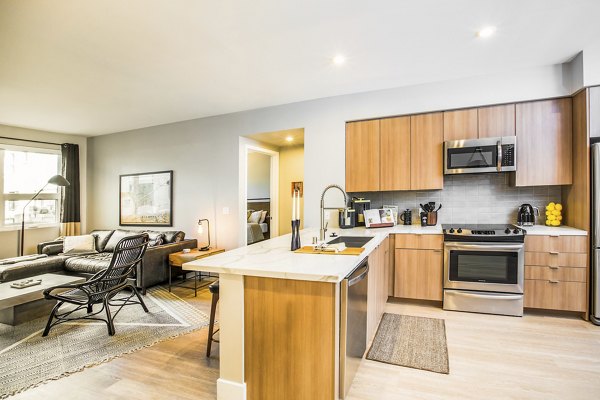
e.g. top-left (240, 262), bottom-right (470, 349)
top-left (0, 256), bottom-right (67, 282)
top-left (63, 235), bottom-right (97, 255)
top-left (91, 230), bottom-right (115, 252)
top-left (163, 231), bottom-right (185, 243)
top-left (64, 253), bottom-right (113, 275)
top-left (42, 243), bottom-right (64, 256)
top-left (143, 231), bottom-right (165, 247)
top-left (102, 229), bottom-right (136, 252)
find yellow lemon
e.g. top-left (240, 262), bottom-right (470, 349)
top-left (548, 214), bottom-right (556, 221)
top-left (555, 203), bottom-right (562, 211)
top-left (546, 219), bottom-right (552, 226)
top-left (551, 220), bottom-right (560, 226)
top-left (552, 210), bottom-right (560, 216)
top-left (545, 210), bottom-right (551, 216)
top-left (546, 204), bottom-right (555, 211)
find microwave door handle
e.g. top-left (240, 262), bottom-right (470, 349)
top-left (497, 141), bottom-right (502, 171)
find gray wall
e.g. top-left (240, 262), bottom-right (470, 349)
top-left (88, 63), bottom-right (574, 250)
top-left (0, 124), bottom-right (88, 257)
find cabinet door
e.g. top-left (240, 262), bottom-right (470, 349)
top-left (410, 112), bottom-right (444, 190)
top-left (443, 109), bottom-right (478, 141)
top-left (346, 120), bottom-right (380, 192)
top-left (478, 104), bottom-right (515, 138)
top-left (515, 98), bottom-right (572, 186)
top-left (380, 116), bottom-right (411, 191)
top-left (394, 249), bottom-right (443, 301)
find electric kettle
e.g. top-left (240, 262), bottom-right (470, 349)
top-left (517, 204), bottom-right (539, 226)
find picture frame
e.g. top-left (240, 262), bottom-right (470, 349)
top-left (119, 170), bottom-right (173, 226)
top-left (291, 181), bottom-right (303, 197)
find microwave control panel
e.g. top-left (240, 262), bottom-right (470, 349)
top-left (501, 144), bottom-right (515, 166)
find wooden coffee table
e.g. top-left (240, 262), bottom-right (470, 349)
top-left (168, 248), bottom-right (224, 296)
top-left (0, 273), bottom-right (86, 325)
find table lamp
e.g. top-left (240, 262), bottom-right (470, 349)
top-left (20, 174), bottom-right (70, 256)
top-left (197, 218), bottom-right (211, 251)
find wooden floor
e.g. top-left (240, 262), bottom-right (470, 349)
top-left (9, 288), bottom-right (600, 400)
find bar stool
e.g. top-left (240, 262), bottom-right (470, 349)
top-left (206, 280), bottom-right (220, 357)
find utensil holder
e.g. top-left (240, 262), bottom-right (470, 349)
top-left (426, 211), bottom-right (438, 226)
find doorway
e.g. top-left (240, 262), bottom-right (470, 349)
top-left (239, 129), bottom-right (304, 246)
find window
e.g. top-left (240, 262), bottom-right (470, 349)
top-left (0, 145), bottom-right (61, 227)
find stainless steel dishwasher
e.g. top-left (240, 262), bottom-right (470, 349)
top-left (340, 258), bottom-right (369, 399)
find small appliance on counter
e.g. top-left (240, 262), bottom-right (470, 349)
top-left (516, 204), bottom-right (539, 226)
top-left (338, 208), bottom-right (356, 229)
top-left (400, 209), bottom-right (412, 225)
top-left (351, 197), bottom-right (371, 227)
top-left (420, 202), bottom-right (442, 226)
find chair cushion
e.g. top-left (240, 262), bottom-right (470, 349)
top-left (163, 231), bottom-right (185, 243)
top-left (90, 230), bottom-right (115, 252)
top-left (64, 253), bottom-right (112, 274)
top-left (102, 229), bottom-right (136, 252)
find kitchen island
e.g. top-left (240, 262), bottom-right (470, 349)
top-left (183, 225), bottom-right (438, 400)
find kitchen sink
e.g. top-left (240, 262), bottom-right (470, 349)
top-left (327, 236), bottom-right (374, 248)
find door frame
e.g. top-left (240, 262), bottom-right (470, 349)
top-left (239, 139), bottom-right (279, 247)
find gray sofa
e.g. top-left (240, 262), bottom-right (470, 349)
top-left (0, 229), bottom-right (197, 292)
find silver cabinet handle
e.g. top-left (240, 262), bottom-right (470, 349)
top-left (433, 249), bottom-right (442, 253)
top-left (548, 266), bottom-right (559, 270)
top-left (549, 280), bottom-right (559, 284)
top-left (549, 251), bottom-right (559, 255)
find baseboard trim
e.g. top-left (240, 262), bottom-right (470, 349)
top-left (217, 378), bottom-right (246, 400)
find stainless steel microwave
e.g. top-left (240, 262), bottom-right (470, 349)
top-left (444, 136), bottom-right (516, 175)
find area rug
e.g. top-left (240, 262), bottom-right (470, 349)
top-left (0, 286), bottom-right (210, 399)
top-left (366, 313), bottom-right (449, 374)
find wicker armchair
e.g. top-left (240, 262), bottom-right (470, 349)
top-left (42, 233), bottom-right (150, 337)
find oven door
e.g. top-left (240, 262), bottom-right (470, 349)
top-left (444, 242), bottom-right (524, 294)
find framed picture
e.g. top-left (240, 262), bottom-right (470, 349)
top-left (291, 181), bottom-right (303, 197)
top-left (119, 170), bottom-right (173, 226)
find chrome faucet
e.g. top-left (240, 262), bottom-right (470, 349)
top-left (320, 184), bottom-right (349, 240)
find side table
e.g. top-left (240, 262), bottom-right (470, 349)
top-left (168, 248), bottom-right (224, 296)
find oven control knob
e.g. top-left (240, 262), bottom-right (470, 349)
top-left (505, 228), bottom-right (511, 234)
top-left (449, 228), bottom-right (455, 233)
top-left (513, 228), bottom-right (520, 234)
top-left (457, 228), bottom-right (463, 233)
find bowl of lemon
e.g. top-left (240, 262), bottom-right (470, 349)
top-left (545, 202), bottom-right (563, 226)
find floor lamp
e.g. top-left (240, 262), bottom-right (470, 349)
top-left (20, 174), bottom-right (70, 256)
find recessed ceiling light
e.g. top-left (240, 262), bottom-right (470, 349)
top-left (285, 136), bottom-right (294, 142)
top-left (477, 26), bottom-right (497, 38)
top-left (332, 54), bottom-right (346, 66)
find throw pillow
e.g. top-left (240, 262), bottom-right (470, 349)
top-left (90, 230), bottom-right (115, 252)
top-left (103, 229), bottom-right (133, 252)
top-left (248, 210), bottom-right (262, 223)
top-left (259, 210), bottom-right (268, 224)
top-left (247, 210), bottom-right (255, 221)
top-left (62, 235), bottom-right (97, 255)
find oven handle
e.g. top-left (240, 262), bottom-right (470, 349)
top-left (444, 242), bottom-right (524, 251)
top-left (497, 140), bottom-right (502, 172)
top-left (453, 291), bottom-right (523, 301)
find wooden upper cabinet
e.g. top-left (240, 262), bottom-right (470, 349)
top-left (380, 116), bottom-right (411, 191)
top-left (346, 120), bottom-right (380, 192)
top-left (411, 112), bottom-right (444, 190)
top-left (478, 104), bottom-right (516, 138)
top-left (443, 109), bottom-right (478, 141)
top-left (515, 98), bottom-right (573, 186)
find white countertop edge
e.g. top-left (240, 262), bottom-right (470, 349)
top-left (521, 225), bottom-right (588, 236)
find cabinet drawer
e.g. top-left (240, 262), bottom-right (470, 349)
top-left (524, 252), bottom-right (587, 268)
top-left (394, 234), bottom-right (443, 250)
top-left (524, 235), bottom-right (587, 253)
top-left (524, 280), bottom-right (586, 312)
top-left (524, 265), bottom-right (587, 282)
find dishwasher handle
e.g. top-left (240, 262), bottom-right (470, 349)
top-left (347, 261), bottom-right (369, 286)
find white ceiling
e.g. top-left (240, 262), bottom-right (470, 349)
top-left (1, 0), bottom-right (599, 136)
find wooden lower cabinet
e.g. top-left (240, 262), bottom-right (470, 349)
top-left (524, 280), bottom-right (586, 312)
top-left (394, 248), bottom-right (443, 301)
top-left (244, 277), bottom-right (335, 400)
top-left (367, 238), bottom-right (389, 341)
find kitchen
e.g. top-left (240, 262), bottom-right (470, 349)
top-left (184, 88), bottom-right (600, 400)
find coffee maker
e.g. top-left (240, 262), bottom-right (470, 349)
top-left (517, 204), bottom-right (539, 226)
top-left (351, 198), bottom-right (371, 227)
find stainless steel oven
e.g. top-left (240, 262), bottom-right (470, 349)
top-left (443, 240), bottom-right (524, 316)
top-left (444, 136), bottom-right (516, 175)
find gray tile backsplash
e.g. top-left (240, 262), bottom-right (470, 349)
top-left (349, 174), bottom-right (562, 225)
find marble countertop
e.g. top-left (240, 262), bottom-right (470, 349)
top-left (183, 223), bottom-right (586, 283)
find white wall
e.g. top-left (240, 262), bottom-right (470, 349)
top-left (584, 40), bottom-right (600, 86)
top-left (88, 63), bottom-right (574, 250)
top-left (279, 145), bottom-right (304, 234)
top-left (0, 124), bottom-right (88, 257)
top-left (247, 152), bottom-right (271, 199)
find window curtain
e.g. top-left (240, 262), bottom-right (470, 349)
top-left (60, 143), bottom-right (81, 236)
